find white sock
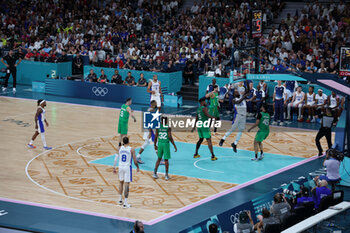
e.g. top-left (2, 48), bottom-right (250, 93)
top-left (29, 140), bottom-right (34, 145)
top-left (124, 198), bottom-right (128, 204)
top-left (41, 133), bottom-right (47, 147)
top-left (119, 195), bottom-right (122, 201)
top-left (136, 153), bottom-right (141, 159)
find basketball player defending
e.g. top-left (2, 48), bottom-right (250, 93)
top-left (113, 137), bottom-right (139, 208)
top-left (153, 117), bottom-right (177, 181)
top-left (147, 74), bottom-right (163, 111)
top-left (27, 99), bottom-right (52, 150)
top-left (118, 98), bottom-right (136, 147)
top-left (205, 85), bottom-right (220, 133)
top-left (192, 97), bottom-right (218, 161)
top-left (219, 89), bottom-right (250, 152)
top-left (136, 100), bottom-right (157, 164)
top-left (247, 104), bottom-right (270, 161)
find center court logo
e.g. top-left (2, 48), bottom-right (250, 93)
top-left (143, 110), bottom-right (221, 130)
top-left (92, 86), bottom-right (108, 96)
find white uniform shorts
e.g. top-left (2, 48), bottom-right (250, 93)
top-left (151, 95), bottom-right (161, 107)
top-left (231, 114), bottom-right (246, 132)
top-left (119, 166), bottom-right (132, 182)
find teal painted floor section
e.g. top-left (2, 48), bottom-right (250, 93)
top-left (90, 141), bottom-right (304, 184)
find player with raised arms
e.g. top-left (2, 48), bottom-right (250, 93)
top-left (27, 99), bottom-right (52, 150)
top-left (117, 98), bottom-right (136, 147)
top-left (147, 74), bottom-right (163, 111)
top-left (219, 88), bottom-right (250, 153)
top-left (247, 104), bottom-right (270, 161)
top-left (192, 97), bottom-right (218, 161)
top-left (136, 100), bottom-right (158, 164)
top-left (205, 85), bottom-right (220, 134)
top-left (113, 136), bottom-right (139, 208)
top-left (152, 116), bottom-right (177, 181)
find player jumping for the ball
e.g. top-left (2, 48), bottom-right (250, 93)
top-left (219, 89), bottom-right (250, 152)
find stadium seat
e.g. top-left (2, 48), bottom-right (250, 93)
top-left (264, 223), bottom-right (282, 233)
top-left (317, 195), bottom-right (333, 212)
top-left (281, 213), bottom-right (299, 230)
top-left (293, 206), bottom-right (306, 222)
top-left (300, 201), bottom-right (315, 218)
top-left (331, 190), bottom-right (344, 206)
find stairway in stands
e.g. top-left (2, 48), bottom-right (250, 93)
top-left (178, 85), bottom-right (198, 101)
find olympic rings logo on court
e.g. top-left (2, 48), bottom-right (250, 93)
top-left (92, 87), bottom-right (108, 96)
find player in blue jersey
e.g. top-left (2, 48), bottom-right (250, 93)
top-left (27, 99), bottom-right (52, 150)
top-left (272, 81), bottom-right (287, 126)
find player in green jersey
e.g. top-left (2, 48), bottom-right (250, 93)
top-left (118, 98), bottom-right (136, 146)
top-left (205, 85), bottom-right (220, 133)
top-left (247, 104), bottom-right (270, 161)
top-left (192, 97), bottom-right (218, 161)
top-left (153, 116), bottom-right (177, 181)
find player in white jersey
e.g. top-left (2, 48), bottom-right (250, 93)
top-left (136, 100), bottom-right (158, 164)
top-left (219, 89), bottom-right (250, 152)
top-left (327, 91), bottom-right (339, 116)
top-left (302, 86), bottom-right (316, 123)
top-left (147, 74), bottom-right (163, 111)
top-left (313, 89), bottom-right (328, 118)
top-left (27, 99), bottom-right (52, 150)
top-left (287, 86), bottom-right (305, 121)
top-left (113, 137), bottom-right (139, 208)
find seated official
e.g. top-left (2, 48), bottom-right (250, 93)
top-left (255, 208), bottom-right (278, 233)
top-left (110, 69), bottom-right (123, 84)
top-left (87, 69), bottom-right (97, 82)
top-left (312, 179), bottom-right (332, 209)
top-left (123, 71), bottom-right (135, 86)
top-left (317, 149), bottom-right (341, 182)
top-left (234, 211), bottom-right (255, 233)
top-left (98, 69), bottom-right (109, 83)
top-left (137, 73), bottom-right (147, 87)
top-left (270, 193), bottom-right (291, 223)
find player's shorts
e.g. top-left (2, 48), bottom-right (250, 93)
top-left (151, 95), bottom-right (161, 107)
top-left (255, 130), bottom-right (269, 142)
top-left (231, 114), bottom-right (246, 132)
top-left (157, 142), bottom-right (171, 160)
top-left (118, 166), bottom-right (132, 182)
top-left (37, 120), bottom-right (45, 133)
top-left (209, 107), bottom-right (219, 118)
top-left (197, 126), bottom-right (211, 139)
top-left (118, 120), bottom-right (128, 135)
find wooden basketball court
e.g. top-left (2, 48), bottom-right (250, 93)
top-left (0, 97), bottom-right (331, 222)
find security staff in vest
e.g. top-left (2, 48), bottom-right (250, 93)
top-left (234, 210), bottom-right (255, 233)
top-left (1, 49), bottom-right (22, 93)
top-left (315, 107), bottom-right (337, 156)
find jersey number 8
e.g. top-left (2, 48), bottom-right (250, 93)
top-left (121, 154), bottom-right (127, 162)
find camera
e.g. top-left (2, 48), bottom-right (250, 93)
top-left (283, 189), bottom-right (297, 196)
top-left (327, 149), bottom-right (344, 161)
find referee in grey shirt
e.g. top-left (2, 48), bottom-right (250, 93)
top-left (315, 107), bottom-right (337, 156)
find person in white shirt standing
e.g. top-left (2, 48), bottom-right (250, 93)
top-left (147, 74), bottom-right (163, 111)
top-left (113, 137), bottom-right (139, 208)
top-left (287, 86), bottom-right (305, 122)
top-left (302, 86), bottom-right (316, 123)
top-left (219, 89), bottom-right (250, 152)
